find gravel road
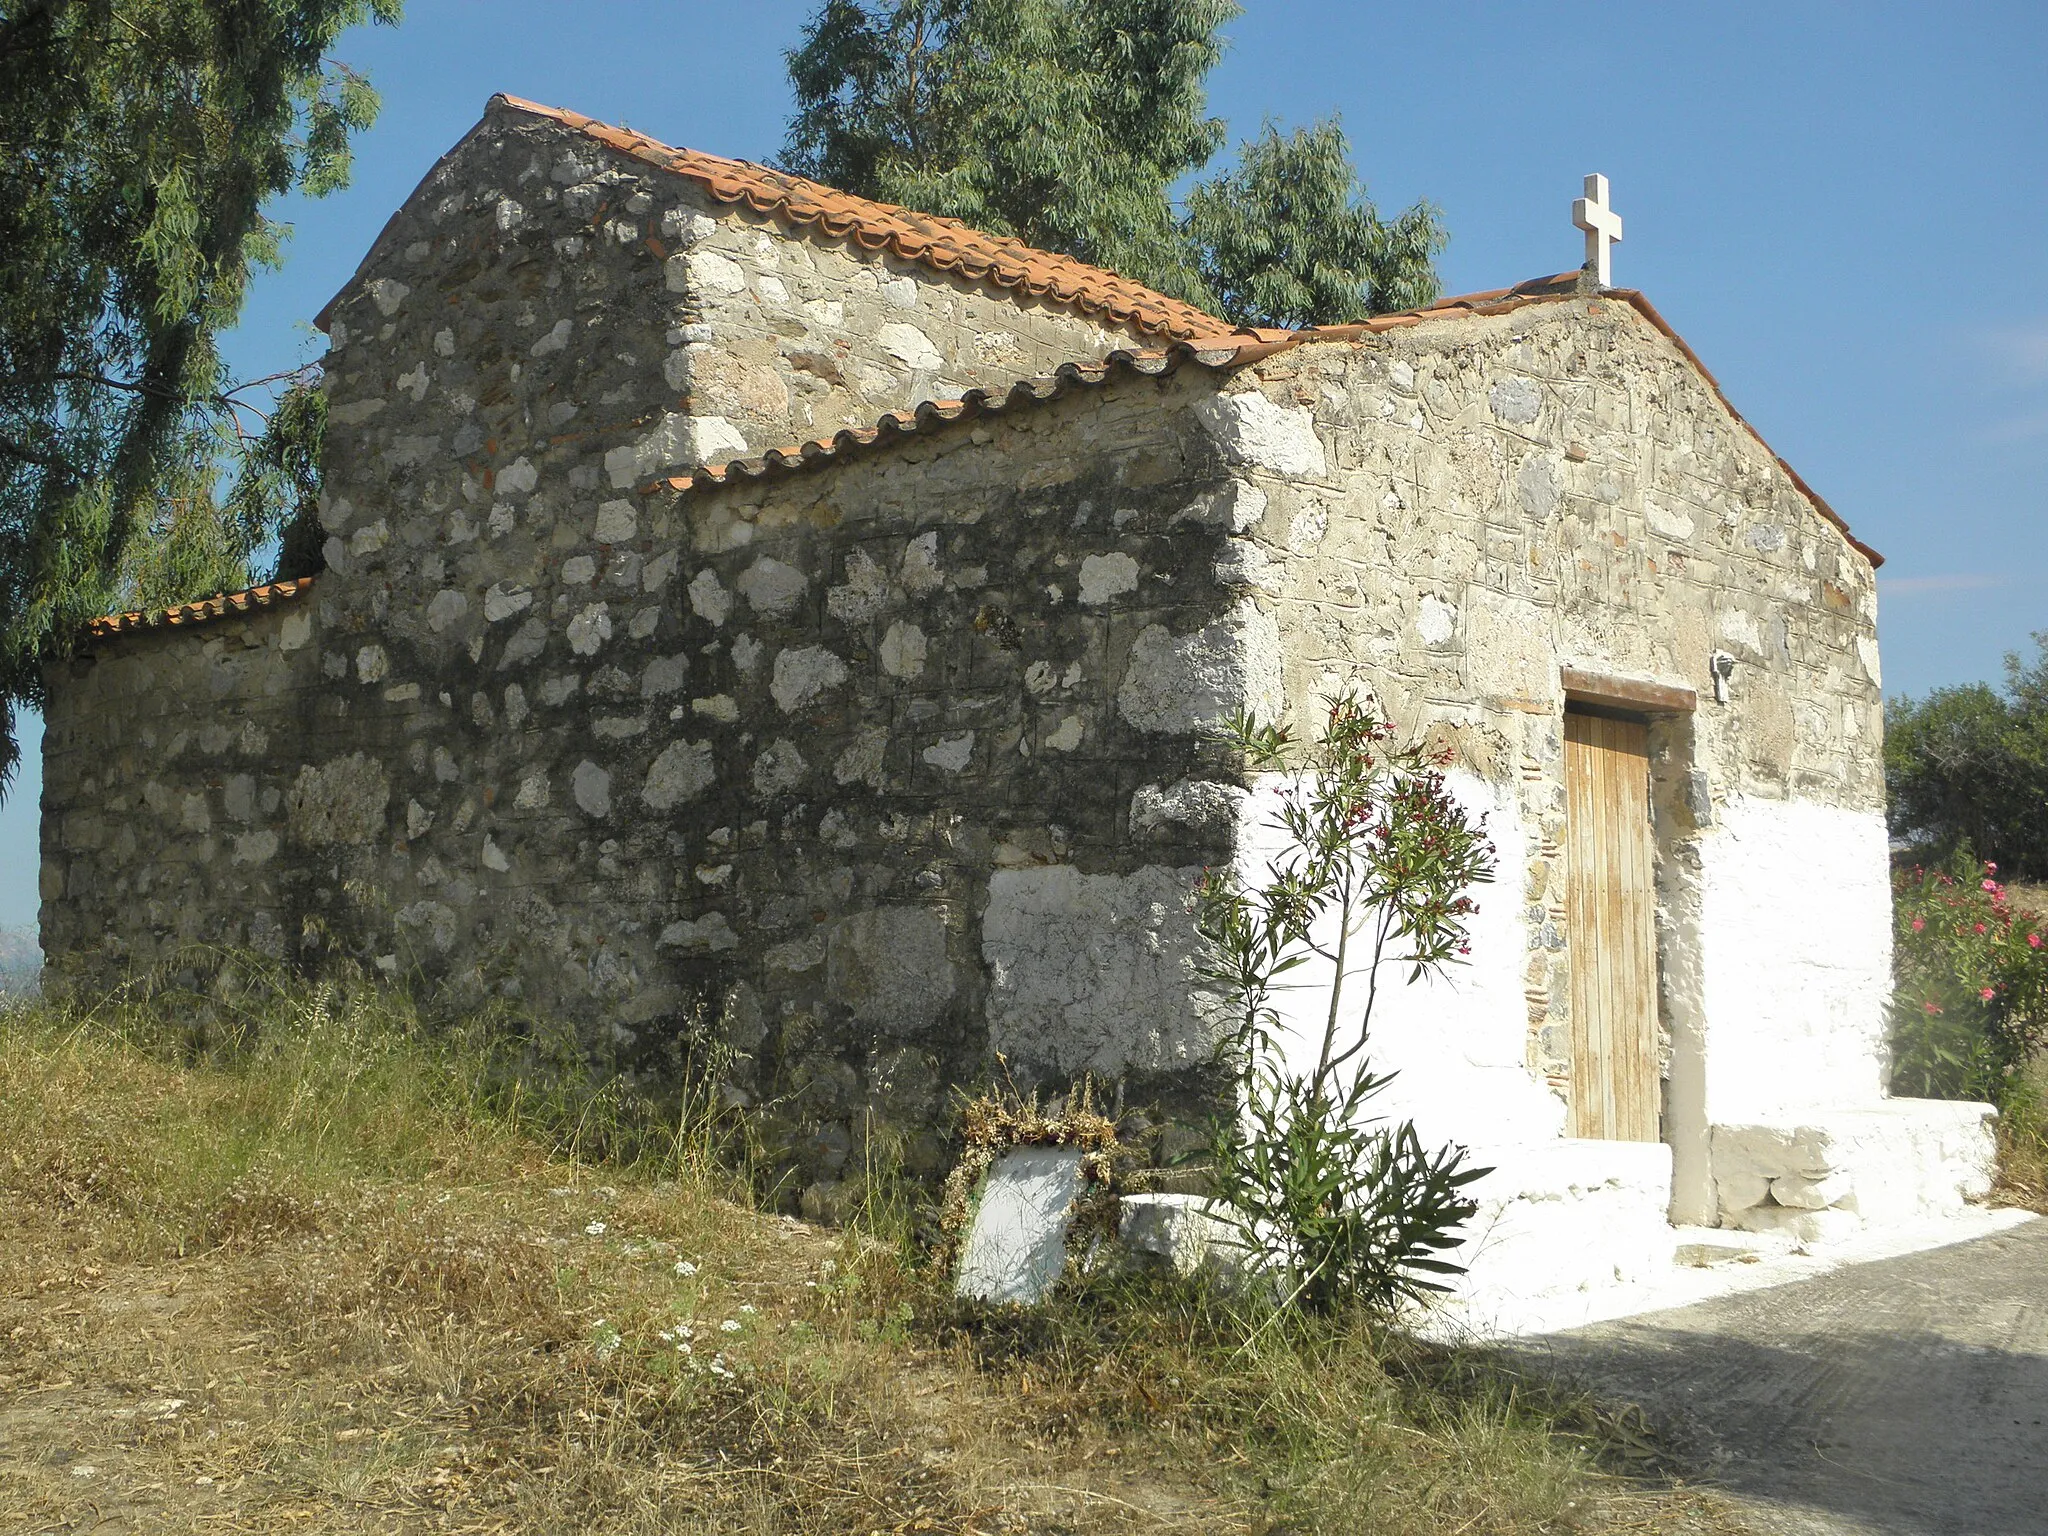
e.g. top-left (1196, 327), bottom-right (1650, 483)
top-left (1520, 1217), bottom-right (2048, 1536)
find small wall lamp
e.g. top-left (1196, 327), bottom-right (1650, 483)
top-left (1709, 651), bottom-right (1736, 705)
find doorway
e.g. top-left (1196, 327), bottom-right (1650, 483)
top-left (1563, 706), bottom-right (1661, 1142)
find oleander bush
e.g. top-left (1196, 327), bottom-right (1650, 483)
top-left (1890, 855), bottom-right (2048, 1206)
top-left (1196, 696), bottom-right (1496, 1315)
top-left (1889, 854), bottom-right (2048, 1108)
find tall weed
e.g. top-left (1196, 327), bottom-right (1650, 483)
top-left (0, 956), bottom-right (747, 1256)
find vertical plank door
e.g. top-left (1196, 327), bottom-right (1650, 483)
top-left (1563, 710), bottom-right (1660, 1142)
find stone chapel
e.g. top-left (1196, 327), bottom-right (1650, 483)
top-left (38, 96), bottom-right (1996, 1306)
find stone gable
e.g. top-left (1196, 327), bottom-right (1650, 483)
top-left (316, 96), bottom-right (1203, 499)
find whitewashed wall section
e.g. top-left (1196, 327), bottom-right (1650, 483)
top-left (1231, 769), bottom-right (1566, 1153)
top-left (1697, 794), bottom-right (1894, 1122)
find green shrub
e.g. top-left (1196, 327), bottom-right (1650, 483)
top-left (1196, 697), bottom-right (1495, 1314)
top-left (1885, 633), bottom-right (2048, 881)
top-left (1889, 854), bottom-right (2048, 1121)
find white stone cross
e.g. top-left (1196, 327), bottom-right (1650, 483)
top-left (1572, 173), bottom-right (1623, 287)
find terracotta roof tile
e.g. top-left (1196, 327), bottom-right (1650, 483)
top-left (648, 349), bottom-right (1200, 496)
top-left (86, 577), bottom-right (315, 641)
top-left (83, 276), bottom-right (1877, 650)
top-left (489, 96), bottom-right (1227, 343)
top-left (648, 276), bottom-right (1881, 568)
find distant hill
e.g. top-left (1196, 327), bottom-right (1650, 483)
top-left (0, 927), bottom-right (41, 998)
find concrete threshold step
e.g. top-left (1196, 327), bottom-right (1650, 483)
top-left (1434, 1207), bottom-right (2039, 1342)
top-left (1671, 1224), bottom-right (1798, 1267)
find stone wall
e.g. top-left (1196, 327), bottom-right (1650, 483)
top-left (318, 98), bottom-right (1165, 503)
top-left (673, 196), bottom-right (1150, 460)
top-left (1189, 296), bottom-right (1887, 1221)
top-left (38, 601), bottom-right (329, 971)
top-left (46, 365), bottom-right (1267, 1199)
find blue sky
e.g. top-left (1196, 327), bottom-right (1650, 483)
top-left (4, 0), bottom-right (2044, 929)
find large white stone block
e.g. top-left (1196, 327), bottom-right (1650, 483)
top-left (1192, 391), bottom-right (1328, 477)
top-left (955, 1147), bottom-right (1087, 1305)
top-left (1729, 1202), bottom-right (1862, 1247)
top-left (826, 905), bottom-right (957, 1033)
top-left (1711, 1099), bottom-right (1997, 1228)
top-left (1117, 1193), bottom-right (1231, 1277)
top-left (981, 864), bottom-right (1218, 1075)
top-left (1770, 1171), bottom-right (1855, 1210)
top-left (1115, 599), bottom-right (1282, 735)
top-left (1441, 1139), bottom-right (1677, 1309)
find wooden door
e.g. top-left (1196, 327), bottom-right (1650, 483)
top-left (1563, 709), bottom-right (1660, 1142)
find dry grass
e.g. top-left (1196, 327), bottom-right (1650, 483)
top-left (0, 977), bottom-right (1752, 1535)
top-left (1991, 1055), bottom-right (2048, 1214)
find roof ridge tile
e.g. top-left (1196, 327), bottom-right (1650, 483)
top-left (86, 577), bottom-right (315, 642)
top-left (493, 95), bottom-right (1228, 343)
top-left (637, 286), bottom-right (1878, 566)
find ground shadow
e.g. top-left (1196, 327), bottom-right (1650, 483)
top-left (1500, 1223), bottom-right (2048, 1536)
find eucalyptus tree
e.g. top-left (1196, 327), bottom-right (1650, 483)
top-left (785, 0), bottom-right (1236, 303)
top-left (1187, 117), bottom-right (1445, 330)
top-left (0, 0), bottom-right (399, 794)
top-left (783, 1), bottom-right (1446, 329)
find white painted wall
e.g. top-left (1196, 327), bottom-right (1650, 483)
top-left (1234, 769), bottom-right (1565, 1153)
top-left (1697, 795), bottom-right (1893, 1121)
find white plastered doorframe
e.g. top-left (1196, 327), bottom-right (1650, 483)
top-left (1559, 667), bottom-right (1713, 1226)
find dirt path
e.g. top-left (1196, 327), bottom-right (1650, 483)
top-left (1518, 1217), bottom-right (2048, 1536)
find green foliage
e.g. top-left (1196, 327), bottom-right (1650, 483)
top-left (1195, 697), bottom-right (1495, 1314)
top-left (112, 374), bottom-right (327, 609)
top-left (6, 954), bottom-right (752, 1229)
top-left (0, 0), bottom-right (398, 797)
top-left (782, 1), bottom-right (1444, 326)
top-left (236, 374), bottom-right (330, 583)
top-left (1889, 853), bottom-right (2048, 1121)
top-left (1885, 633), bottom-right (2048, 881)
top-left (784, 0), bottom-right (1233, 303)
top-left (1186, 118), bottom-right (1445, 329)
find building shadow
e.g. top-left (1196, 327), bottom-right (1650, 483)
top-left (1500, 1229), bottom-right (2048, 1536)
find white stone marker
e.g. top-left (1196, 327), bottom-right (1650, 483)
top-left (1572, 173), bottom-right (1623, 287)
top-left (954, 1146), bottom-right (1087, 1304)
top-left (1118, 1192), bottom-right (1242, 1280)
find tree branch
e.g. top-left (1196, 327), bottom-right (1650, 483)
top-left (39, 366), bottom-right (307, 435)
top-left (0, 0), bottom-right (68, 66)
top-left (0, 432), bottom-right (81, 476)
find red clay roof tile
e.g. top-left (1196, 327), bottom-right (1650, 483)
top-left (647, 278), bottom-right (1881, 569)
top-left (488, 96), bottom-right (1228, 344)
top-left (85, 577), bottom-right (315, 641)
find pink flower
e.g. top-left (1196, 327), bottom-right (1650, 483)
top-left (1983, 879), bottom-right (2002, 893)
top-left (1986, 862), bottom-right (1999, 874)
top-left (1911, 917), bottom-right (1926, 932)
top-left (1981, 987), bottom-right (1997, 1001)
top-left (1924, 1000), bottom-right (1945, 1015)
top-left (1975, 923), bottom-right (1988, 936)
top-left (2031, 933), bottom-right (2043, 950)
